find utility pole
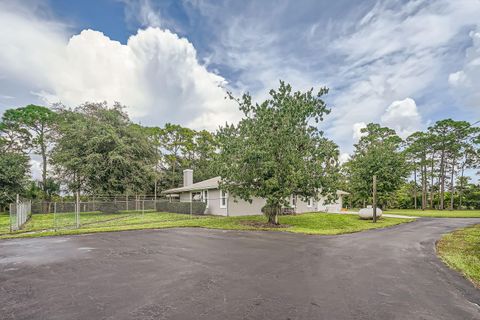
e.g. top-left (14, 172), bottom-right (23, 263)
top-left (373, 175), bottom-right (377, 223)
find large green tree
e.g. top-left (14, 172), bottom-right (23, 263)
top-left (51, 102), bottom-right (156, 195)
top-left (406, 131), bottom-right (434, 210)
top-left (158, 123), bottom-right (195, 188)
top-left (216, 81), bottom-right (339, 224)
top-left (0, 105), bottom-right (56, 197)
top-left (0, 138), bottom-right (30, 210)
top-left (345, 123), bottom-right (409, 209)
top-left (148, 124), bottom-right (218, 191)
top-left (427, 119), bottom-right (476, 210)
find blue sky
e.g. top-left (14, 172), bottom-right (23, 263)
top-left (1, 0), bottom-right (480, 168)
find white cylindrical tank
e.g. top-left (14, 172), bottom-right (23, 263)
top-left (358, 205), bottom-right (383, 220)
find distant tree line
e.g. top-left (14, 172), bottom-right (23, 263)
top-left (343, 120), bottom-right (480, 210)
top-left (0, 102), bottom-right (218, 210)
top-left (1, 86), bottom-right (479, 214)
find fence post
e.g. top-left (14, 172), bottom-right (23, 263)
top-left (154, 180), bottom-right (157, 211)
top-left (16, 194), bottom-right (20, 230)
top-left (9, 203), bottom-right (13, 233)
top-left (76, 191), bottom-right (80, 228)
top-left (54, 202), bottom-right (57, 231)
top-left (373, 175), bottom-right (377, 223)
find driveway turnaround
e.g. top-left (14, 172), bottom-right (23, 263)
top-left (1, 219), bottom-right (479, 320)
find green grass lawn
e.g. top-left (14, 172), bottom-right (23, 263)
top-left (0, 212), bottom-right (10, 233)
top-left (437, 224), bottom-right (480, 288)
top-left (0, 211), bottom-right (412, 239)
top-left (385, 209), bottom-right (480, 218)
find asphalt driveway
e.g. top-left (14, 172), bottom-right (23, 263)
top-left (1, 219), bottom-right (479, 320)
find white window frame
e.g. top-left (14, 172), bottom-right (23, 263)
top-left (291, 195), bottom-right (297, 208)
top-left (203, 190), bottom-right (209, 208)
top-left (220, 190), bottom-right (228, 209)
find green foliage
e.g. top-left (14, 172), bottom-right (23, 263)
top-left (0, 139), bottom-right (30, 208)
top-left (0, 105), bottom-right (56, 196)
top-left (51, 102), bottom-right (156, 195)
top-left (145, 124), bottom-right (218, 194)
top-left (217, 81), bottom-right (340, 223)
top-left (345, 123), bottom-right (409, 208)
top-left (393, 181), bottom-right (419, 209)
top-left (402, 119), bottom-right (479, 210)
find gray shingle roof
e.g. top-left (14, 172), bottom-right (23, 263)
top-left (161, 176), bottom-right (221, 194)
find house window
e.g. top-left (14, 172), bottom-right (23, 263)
top-left (191, 192), bottom-right (201, 201)
top-left (220, 190), bottom-right (228, 209)
top-left (307, 198), bottom-right (313, 208)
top-left (292, 195), bottom-right (297, 208)
top-left (202, 190), bottom-right (209, 208)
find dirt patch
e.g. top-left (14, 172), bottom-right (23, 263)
top-left (239, 221), bottom-right (291, 229)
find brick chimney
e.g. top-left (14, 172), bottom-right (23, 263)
top-left (183, 169), bottom-right (193, 187)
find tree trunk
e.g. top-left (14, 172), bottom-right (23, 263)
top-left (265, 204), bottom-right (281, 225)
top-left (459, 164), bottom-right (465, 209)
top-left (436, 176), bottom-right (442, 210)
top-left (450, 156), bottom-right (455, 211)
top-left (429, 152), bottom-right (435, 209)
top-left (439, 148), bottom-right (445, 210)
top-left (413, 166), bottom-right (417, 210)
top-left (422, 162), bottom-right (427, 210)
top-left (41, 142), bottom-right (48, 213)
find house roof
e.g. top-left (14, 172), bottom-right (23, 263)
top-left (161, 176), bottom-right (221, 194)
top-left (162, 175), bottom-right (350, 196)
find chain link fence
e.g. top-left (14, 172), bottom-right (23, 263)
top-left (9, 197), bottom-right (32, 231)
top-left (5, 196), bottom-right (209, 234)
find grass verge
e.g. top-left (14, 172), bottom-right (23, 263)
top-left (0, 212), bottom-right (412, 239)
top-left (437, 224), bottom-right (480, 287)
top-left (385, 209), bottom-right (480, 218)
top-left (0, 212), bottom-right (9, 233)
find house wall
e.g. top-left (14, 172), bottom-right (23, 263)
top-left (179, 192), bottom-right (191, 202)
top-left (204, 189), bottom-right (228, 216)
top-left (179, 189), bottom-right (228, 216)
top-left (293, 197), bottom-right (316, 214)
top-left (177, 189), bottom-right (345, 216)
top-left (316, 195), bottom-right (343, 213)
top-left (227, 197), bottom-right (266, 216)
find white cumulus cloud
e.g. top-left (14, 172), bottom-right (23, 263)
top-left (381, 98), bottom-right (422, 138)
top-left (448, 29), bottom-right (480, 111)
top-left (352, 122), bottom-right (367, 141)
top-left (0, 2), bottom-right (239, 130)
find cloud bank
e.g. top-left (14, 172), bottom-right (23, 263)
top-left (0, 2), bottom-right (238, 130)
top-left (449, 28), bottom-right (480, 111)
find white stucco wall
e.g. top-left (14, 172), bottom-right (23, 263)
top-left (316, 195), bottom-right (343, 213)
top-left (204, 189), bottom-right (228, 216)
top-left (227, 197), bottom-right (266, 216)
top-left (176, 189), bottom-right (345, 215)
top-left (293, 196), bottom-right (316, 214)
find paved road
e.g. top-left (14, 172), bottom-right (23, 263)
top-left (1, 219), bottom-right (479, 320)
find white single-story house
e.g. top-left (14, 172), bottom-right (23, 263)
top-left (162, 169), bottom-right (348, 216)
